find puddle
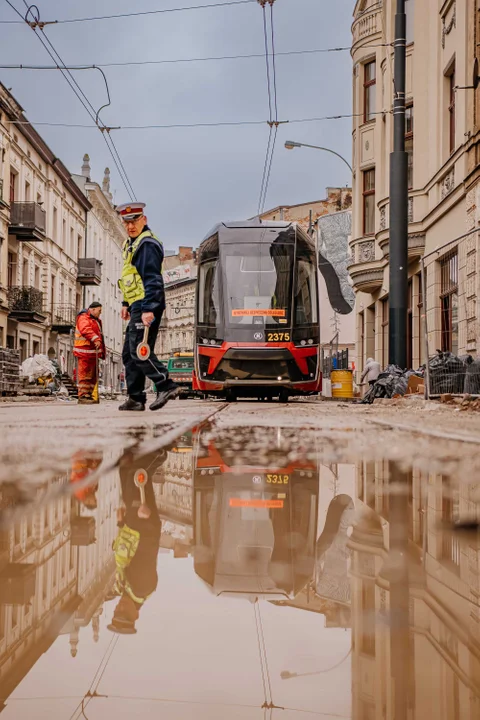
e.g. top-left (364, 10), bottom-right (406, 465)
top-left (0, 424), bottom-right (479, 718)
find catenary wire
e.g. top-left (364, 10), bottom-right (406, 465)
top-left (8, 110), bottom-right (388, 130)
top-left (269, 3), bottom-right (278, 122)
top-left (3, 0), bottom-right (136, 200)
top-left (0, 0), bottom-right (259, 24)
top-left (0, 45), bottom-right (390, 69)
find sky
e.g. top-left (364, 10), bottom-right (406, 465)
top-left (0, 0), bottom-right (355, 249)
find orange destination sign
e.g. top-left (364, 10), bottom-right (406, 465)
top-left (232, 309), bottom-right (286, 317)
top-left (229, 499), bottom-right (284, 509)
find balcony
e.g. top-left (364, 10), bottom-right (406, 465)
top-left (51, 304), bottom-right (77, 334)
top-left (9, 202), bottom-right (46, 241)
top-left (348, 239), bottom-right (385, 293)
top-left (379, 233), bottom-right (426, 262)
top-left (77, 258), bottom-right (102, 286)
top-left (352, 2), bottom-right (383, 46)
top-left (8, 286), bottom-right (47, 324)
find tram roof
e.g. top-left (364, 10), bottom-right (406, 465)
top-left (201, 220), bottom-right (302, 243)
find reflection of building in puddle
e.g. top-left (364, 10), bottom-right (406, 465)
top-left (0, 453), bottom-right (120, 705)
top-left (350, 460), bottom-right (480, 718)
top-left (152, 437), bottom-right (194, 556)
top-left (192, 427), bottom-right (319, 600)
top-left (273, 463), bottom-right (355, 629)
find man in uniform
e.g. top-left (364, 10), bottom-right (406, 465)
top-left (116, 202), bottom-right (178, 411)
top-left (73, 301), bottom-right (106, 404)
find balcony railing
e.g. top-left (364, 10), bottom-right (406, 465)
top-left (77, 258), bottom-right (102, 286)
top-left (9, 202), bottom-right (46, 241)
top-left (8, 286), bottom-right (47, 323)
top-left (50, 303), bottom-right (77, 334)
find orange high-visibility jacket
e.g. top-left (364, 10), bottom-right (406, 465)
top-left (74, 310), bottom-right (106, 359)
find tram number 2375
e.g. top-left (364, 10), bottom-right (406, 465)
top-left (266, 474), bottom-right (290, 484)
top-left (266, 332), bottom-right (291, 342)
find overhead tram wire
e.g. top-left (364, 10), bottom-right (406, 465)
top-left (0, 45), bottom-right (390, 70)
top-left (0, 0), bottom-right (259, 24)
top-left (4, 0), bottom-right (137, 201)
top-left (257, 0), bottom-right (280, 215)
top-left (8, 110), bottom-right (388, 131)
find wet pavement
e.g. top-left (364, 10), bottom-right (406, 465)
top-left (0, 399), bottom-right (480, 718)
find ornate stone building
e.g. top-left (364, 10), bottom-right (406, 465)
top-left (350, 0), bottom-right (478, 375)
top-left (156, 248), bottom-right (197, 361)
top-left (73, 156), bottom-right (125, 390)
top-left (0, 82), bottom-right (90, 367)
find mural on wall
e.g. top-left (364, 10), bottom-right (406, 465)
top-left (317, 210), bottom-right (355, 315)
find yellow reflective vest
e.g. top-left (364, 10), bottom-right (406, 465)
top-left (118, 230), bottom-right (163, 306)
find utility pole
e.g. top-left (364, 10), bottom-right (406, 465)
top-left (389, 0), bottom-right (408, 368)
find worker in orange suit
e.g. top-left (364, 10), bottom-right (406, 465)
top-left (74, 301), bottom-right (106, 405)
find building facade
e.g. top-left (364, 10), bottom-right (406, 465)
top-left (0, 83), bottom-right (91, 371)
top-left (73, 156), bottom-right (125, 391)
top-left (156, 247), bottom-right (197, 361)
top-left (350, 0), bottom-right (479, 378)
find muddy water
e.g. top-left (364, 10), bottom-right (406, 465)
top-left (0, 423), bottom-right (479, 719)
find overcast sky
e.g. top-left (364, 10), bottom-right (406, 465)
top-left (0, 0), bottom-right (354, 249)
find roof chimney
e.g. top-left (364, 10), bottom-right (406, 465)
top-left (82, 153), bottom-right (91, 179)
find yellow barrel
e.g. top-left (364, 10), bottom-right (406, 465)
top-left (331, 370), bottom-right (354, 399)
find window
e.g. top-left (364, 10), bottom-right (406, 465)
top-left (34, 265), bottom-right (40, 290)
top-left (22, 258), bottom-right (29, 286)
top-left (363, 60), bottom-right (376, 122)
top-left (62, 219), bottom-right (66, 248)
top-left (294, 255), bottom-right (318, 325)
top-left (405, 105), bottom-right (414, 189)
top-left (198, 260), bottom-right (219, 326)
top-left (52, 206), bottom-right (58, 241)
top-left (8, 252), bottom-right (16, 287)
top-left (440, 252), bottom-right (458, 354)
top-left (405, 0), bottom-right (414, 44)
top-left (363, 169), bottom-right (376, 236)
top-left (407, 279), bottom-right (413, 369)
top-left (9, 171), bottom-right (16, 204)
top-left (448, 67), bottom-right (456, 154)
top-left (442, 490), bottom-right (460, 569)
top-left (25, 180), bottom-right (31, 202)
top-left (417, 271), bottom-right (425, 365)
top-left (381, 297), bottom-right (389, 368)
top-left (361, 582), bottom-right (376, 656)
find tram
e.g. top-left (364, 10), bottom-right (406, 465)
top-left (193, 428), bottom-right (319, 600)
top-left (192, 221), bottom-right (321, 401)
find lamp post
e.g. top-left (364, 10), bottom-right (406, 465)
top-left (284, 141), bottom-right (353, 174)
top-left (389, 0), bottom-right (408, 368)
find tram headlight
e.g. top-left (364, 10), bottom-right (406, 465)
top-left (202, 338), bottom-right (209, 345)
top-left (308, 339), bottom-right (313, 345)
top-left (210, 339), bottom-right (216, 346)
top-left (300, 340), bottom-right (306, 346)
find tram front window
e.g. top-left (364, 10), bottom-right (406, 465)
top-left (223, 243), bottom-right (294, 327)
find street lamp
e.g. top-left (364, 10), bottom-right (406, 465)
top-left (284, 141), bottom-right (352, 174)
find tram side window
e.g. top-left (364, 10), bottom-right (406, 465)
top-left (294, 257), bottom-right (318, 325)
top-left (198, 261), bottom-right (219, 326)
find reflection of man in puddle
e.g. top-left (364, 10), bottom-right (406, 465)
top-left (107, 450), bottom-right (167, 635)
top-left (69, 451), bottom-right (103, 509)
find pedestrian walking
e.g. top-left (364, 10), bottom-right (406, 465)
top-left (116, 202), bottom-right (178, 411)
top-left (73, 301), bottom-right (106, 405)
top-left (361, 357), bottom-right (381, 388)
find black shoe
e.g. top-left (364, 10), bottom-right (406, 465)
top-left (119, 397), bottom-right (145, 412)
top-left (150, 385), bottom-right (180, 411)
